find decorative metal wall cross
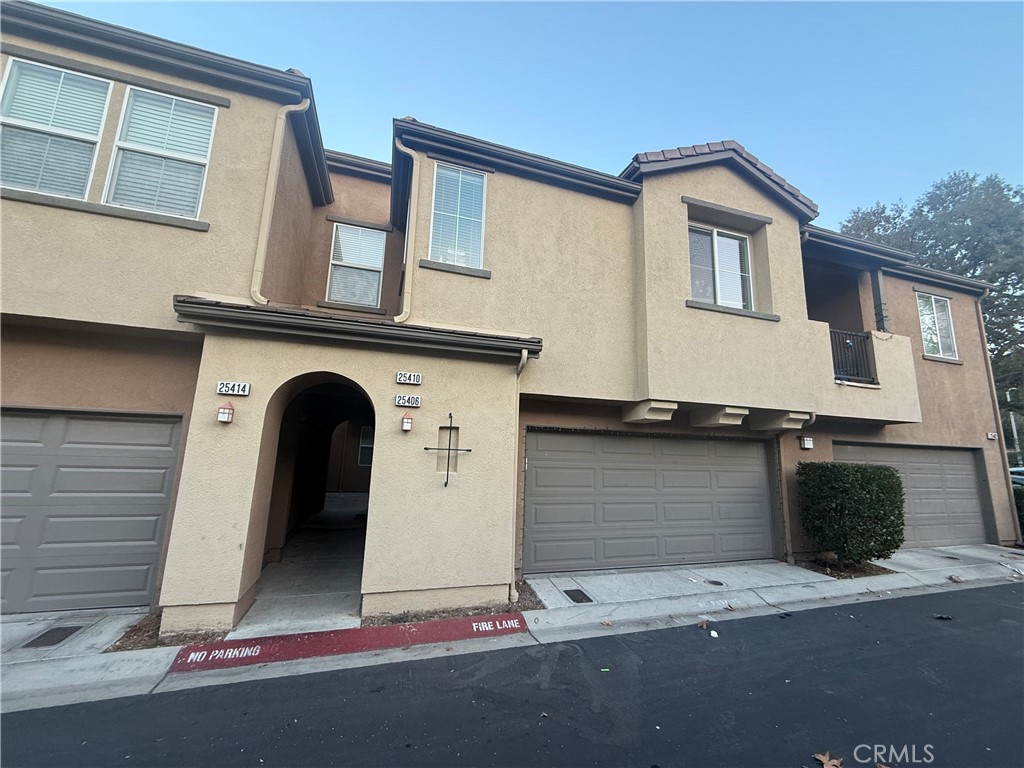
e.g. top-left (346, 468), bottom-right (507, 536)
top-left (423, 412), bottom-right (472, 487)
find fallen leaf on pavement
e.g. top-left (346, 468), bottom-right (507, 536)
top-left (724, 604), bottom-right (736, 611)
top-left (697, 620), bottom-right (708, 630)
top-left (813, 751), bottom-right (843, 768)
top-left (600, 620), bottom-right (613, 627)
top-left (877, 764), bottom-right (892, 768)
top-left (948, 575), bottom-right (963, 583)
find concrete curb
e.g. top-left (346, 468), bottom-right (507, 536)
top-left (2, 569), bottom-right (1019, 713)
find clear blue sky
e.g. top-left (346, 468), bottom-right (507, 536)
top-left (37, 1), bottom-right (1023, 228)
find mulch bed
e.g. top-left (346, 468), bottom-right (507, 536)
top-left (104, 611), bottom-right (226, 653)
top-left (796, 557), bottom-right (897, 580)
top-left (105, 580), bottom-right (545, 651)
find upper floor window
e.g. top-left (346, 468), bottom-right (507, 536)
top-left (0, 59), bottom-right (111, 199)
top-left (105, 88), bottom-right (216, 218)
top-left (916, 292), bottom-right (958, 359)
top-left (328, 223), bottom-right (385, 307)
top-left (689, 226), bottom-right (752, 310)
top-left (429, 163), bottom-right (485, 269)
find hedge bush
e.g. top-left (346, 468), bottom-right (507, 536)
top-left (797, 461), bottom-right (905, 566)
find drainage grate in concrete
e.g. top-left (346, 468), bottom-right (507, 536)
top-left (705, 579), bottom-right (726, 586)
top-left (21, 626), bottom-right (85, 649)
top-left (563, 589), bottom-right (594, 604)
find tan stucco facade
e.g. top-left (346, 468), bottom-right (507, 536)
top-left (1, 5), bottom-right (1017, 629)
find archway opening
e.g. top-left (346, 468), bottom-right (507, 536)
top-left (240, 377), bottom-right (374, 635)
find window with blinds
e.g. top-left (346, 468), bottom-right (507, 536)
top-left (688, 226), bottom-right (752, 310)
top-left (327, 223), bottom-right (386, 307)
top-left (429, 163), bottom-right (485, 269)
top-left (106, 88), bottom-right (216, 218)
top-left (0, 59), bottom-right (111, 199)
top-left (916, 292), bottom-right (958, 359)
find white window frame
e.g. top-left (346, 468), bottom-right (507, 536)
top-left (427, 162), bottom-right (487, 270)
top-left (916, 291), bottom-right (959, 359)
top-left (102, 85), bottom-right (218, 219)
top-left (688, 225), bottom-right (754, 311)
top-left (0, 57), bottom-right (113, 200)
top-left (357, 426), bottom-right (374, 467)
top-left (326, 223), bottom-right (385, 308)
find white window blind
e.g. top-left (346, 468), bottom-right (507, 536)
top-left (689, 227), bottom-right (752, 310)
top-left (106, 89), bottom-right (215, 218)
top-left (328, 224), bottom-right (386, 307)
top-left (917, 293), bottom-right (958, 359)
top-left (0, 59), bottom-right (110, 199)
top-left (429, 164), bottom-right (485, 269)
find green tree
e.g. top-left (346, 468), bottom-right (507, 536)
top-left (840, 172), bottom-right (1024, 439)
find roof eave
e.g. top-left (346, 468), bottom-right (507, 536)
top-left (325, 150), bottom-right (392, 184)
top-left (3, 0), bottom-right (333, 206)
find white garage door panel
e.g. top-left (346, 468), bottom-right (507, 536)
top-left (523, 431), bottom-right (774, 573)
top-left (0, 411), bottom-right (181, 613)
top-left (832, 444), bottom-right (986, 548)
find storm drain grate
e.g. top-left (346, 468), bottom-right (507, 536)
top-left (21, 626), bottom-right (85, 649)
top-left (563, 589), bottom-right (593, 604)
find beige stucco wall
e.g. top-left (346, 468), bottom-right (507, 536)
top-left (0, 38), bottom-right (284, 330)
top-left (159, 332), bottom-right (521, 630)
top-left (402, 154), bottom-right (639, 402)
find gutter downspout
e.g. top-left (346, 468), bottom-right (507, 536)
top-left (976, 290), bottom-right (1021, 543)
top-left (509, 348), bottom-right (532, 602)
top-left (251, 98), bottom-right (311, 305)
top-left (392, 136), bottom-right (419, 323)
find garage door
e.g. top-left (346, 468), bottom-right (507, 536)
top-left (523, 431), bottom-right (774, 573)
top-left (833, 444), bottom-right (987, 547)
top-left (1, 410), bottom-right (182, 613)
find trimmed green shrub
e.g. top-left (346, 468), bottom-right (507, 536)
top-left (797, 461), bottom-right (905, 566)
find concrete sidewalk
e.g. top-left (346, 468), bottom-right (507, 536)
top-left (3, 544), bottom-right (1022, 713)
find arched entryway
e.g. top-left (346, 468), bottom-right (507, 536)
top-left (236, 373), bottom-right (374, 636)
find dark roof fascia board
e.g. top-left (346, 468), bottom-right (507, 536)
top-left (325, 150), bottom-right (393, 183)
top-left (172, 296), bottom-right (543, 359)
top-left (3, 1), bottom-right (332, 206)
top-left (392, 119), bottom-right (640, 208)
top-left (624, 152), bottom-right (818, 223)
top-left (803, 228), bottom-right (991, 295)
top-left (802, 225), bottom-right (917, 262)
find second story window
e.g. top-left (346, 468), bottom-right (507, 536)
top-left (429, 163), bottom-right (485, 269)
top-left (105, 88), bottom-right (216, 218)
top-left (328, 224), bottom-right (386, 307)
top-left (0, 59), bottom-right (111, 199)
top-left (689, 226), bottom-right (752, 311)
top-left (917, 292), bottom-right (958, 359)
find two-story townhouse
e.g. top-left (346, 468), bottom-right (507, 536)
top-left (2, 2), bottom-right (1018, 633)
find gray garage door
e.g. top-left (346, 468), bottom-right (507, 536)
top-left (1, 410), bottom-right (181, 613)
top-left (833, 444), bottom-right (986, 547)
top-left (523, 431), bottom-right (774, 573)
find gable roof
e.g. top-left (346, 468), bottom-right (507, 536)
top-left (621, 140), bottom-right (818, 223)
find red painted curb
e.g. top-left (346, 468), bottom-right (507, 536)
top-left (170, 612), bottom-right (527, 673)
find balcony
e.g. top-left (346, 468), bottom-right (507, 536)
top-left (830, 329), bottom-right (877, 384)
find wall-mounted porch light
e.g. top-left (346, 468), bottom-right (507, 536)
top-left (401, 412), bottom-right (413, 432)
top-left (217, 402), bottom-right (235, 424)
top-left (798, 435), bottom-right (814, 450)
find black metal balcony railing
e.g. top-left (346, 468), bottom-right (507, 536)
top-left (830, 329), bottom-right (877, 384)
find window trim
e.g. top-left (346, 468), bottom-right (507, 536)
top-left (427, 161), bottom-right (487, 271)
top-left (688, 224), bottom-right (755, 311)
top-left (0, 57), bottom-right (113, 201)
top-left (326, 222), bottom-right (386, 308)
top-left (101, 84), bottom-right (218, 220)
top-left (916, 291), bottom-right (959, 360)
top-left (357, 425), bottom-right (374, 467)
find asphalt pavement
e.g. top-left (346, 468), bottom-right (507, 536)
top-left (3, 584), bottom-right (1021, 768)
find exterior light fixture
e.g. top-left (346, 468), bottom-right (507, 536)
top-left (401, 412), bottom-right (413, 432)
top-left (798, 435), bottom-right (814, 450)
top-left (217, 402), bottom-right (235, 424)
